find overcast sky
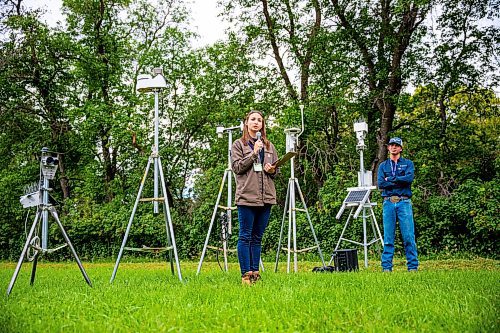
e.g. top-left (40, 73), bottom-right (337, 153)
top-left (23, 0), bottom-right (227, 48)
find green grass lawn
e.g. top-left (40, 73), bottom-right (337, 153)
top-left (0, 258), bottom-right (498, 332)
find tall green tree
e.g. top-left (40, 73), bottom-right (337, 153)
top-left (428, 1), bottom-right (499, 138)
top-left (63, 0), bottom-right (132, 201)
top-left (327, 0), bottom-right (433, 173)
top-left (0, 7), bottom-right (77, 198)
top-left (0, 0), bottom-right (80, 257)
top-left (220, 0), bottom-right (352, 189)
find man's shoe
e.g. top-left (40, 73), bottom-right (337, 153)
top-left (383, 269), bottom-right (392, 273)
top-left (408, 269), bottom-right (418, 272)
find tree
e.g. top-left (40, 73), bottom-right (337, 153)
top-left (0, 0), bottom-right (81, 258)
top-left (221, 0), bottom-right (352, 189)
top-left (328, 0), bottom-right (434, 175)
top-left (415, 0), bottom-right (499, 140)
top-left (62, 0), bottom-right (136, 201)
top-left (0, 6), bottom-right (78, 198)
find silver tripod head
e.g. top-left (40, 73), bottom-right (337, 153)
top-left (216, 121), bottom-right (243, 138)
top-left (285, 127), bottom-right (301, 153)
top-left (353, 120), bottom-right (372, 187)
top-left (20, 148), bottom-right (59, 208)
top-left (136, 68), bottom-right (167, 93)
top-left (354, 120), bottom-right (368, 151)
top-left (40, 147), bottom-right (59, 180)
top-left (284, 104), bottom-right (305, 153)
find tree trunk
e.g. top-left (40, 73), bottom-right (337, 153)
top-left (374, 99), bottom-right (395, 181)
top-left (57, 153), bottom-right (70, 199)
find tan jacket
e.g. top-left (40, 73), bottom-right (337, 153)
top-left (232, 138), bottom-right (278, 206)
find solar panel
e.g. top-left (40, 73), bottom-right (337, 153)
top-left (336, 187), bottom-right (375, 220)
top-left (344, 190), bottom-right (369, 203)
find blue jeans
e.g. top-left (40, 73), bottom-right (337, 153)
top-left (237, 205), bottom-right (272, 276)
top-left (381, 199), bottom-right (419, 271)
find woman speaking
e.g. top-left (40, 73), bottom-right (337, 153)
top-left (232, 110), bottom-right (278, 285)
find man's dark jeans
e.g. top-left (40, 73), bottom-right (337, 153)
top-left (381, 199), bottom-right (419, 271)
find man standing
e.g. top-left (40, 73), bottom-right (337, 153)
top-left (377, 137), bottom-right (419, 272)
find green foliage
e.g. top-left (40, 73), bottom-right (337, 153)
top-left (416, 179), bottom-right (499, 256)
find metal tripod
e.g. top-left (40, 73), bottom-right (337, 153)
top-left (197, 126), bottom-right (237, 274)
top-left (197, 124), bottom-right (264, 274)
top-left (330, 196), bottom-right (383, 268)
top-left (274, 128), bottom-right (326, 273)
top-left (111, 81), bottom-right (182, 282)
top-left (7, 148), bottom-right (92, 296)
top-left (330, 120), bottom-right (383, 268)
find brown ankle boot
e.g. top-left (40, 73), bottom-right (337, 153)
top-left (251, 271), bottom-right (261, 283)
top-left (241, 272), bottom-right (253, 286)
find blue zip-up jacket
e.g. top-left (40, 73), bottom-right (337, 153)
top-left (377, 157), bottom-right (414, 198)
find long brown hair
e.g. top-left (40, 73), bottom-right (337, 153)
top-left (241, 110), bottom-right (270, 150)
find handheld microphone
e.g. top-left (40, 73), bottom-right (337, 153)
top-left (256, 131), bottom-right (262, 152)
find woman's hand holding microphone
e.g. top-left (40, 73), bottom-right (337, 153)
top-left (253, 139), bottom-right (263, 155)
top-left (253, 133), bottom-right (275, 174)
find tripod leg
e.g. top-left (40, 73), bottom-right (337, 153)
top-left (369, 206), bottom-right (384, 247)
top-left (30, 252), bottom-right (39, 286)
top-left (287, 179), bottom-right (294, 273)
top-left (362, 207), bottom-right (368, 268)
top-left (160, 175), bottom-right (175, 276)
top-left (158, 157), bottom-right (183, 282)
top-left (29, 220), bottom-right (42, 286)
top-left (231, 171), bottom-right (238, 234)
top-left (163, 203), bottom-right (175, 276)
top-left (49, 207), bottom-right (92, 287)
top-left (111, 157), bottom-right (152, 283)
top-left (368, 206), bottom-right (381, 256)
top-left (223, 169), bottom-right (233, 272)
top-left (197, 171), bottom-right (228, 275)
top-left (222, 226), bottom-right (229, 272)
top-left (274, 180), bottom-right (290, 272)
top-left (7, 210), bottom-right (41, 296)
top-left (294, 179), bottom-right (326, 267)
top-left (292, 181), bottom-right (299, 272)
top-left (328, 208), bottom-right (354, 265)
